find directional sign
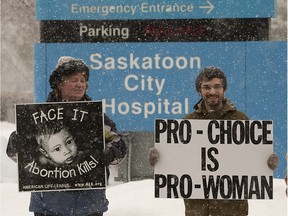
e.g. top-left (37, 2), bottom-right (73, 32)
top-left (36, 0), bottom-right (275, 20)
top-left (40, 19), bottom-right (269, 43)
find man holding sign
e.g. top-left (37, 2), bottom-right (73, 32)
top-left (149, 66), bottom-right (278, 215)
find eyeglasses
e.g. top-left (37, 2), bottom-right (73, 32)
top-left (201, 85), bottom-right (223, 92)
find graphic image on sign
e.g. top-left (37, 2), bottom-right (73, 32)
top-left (16, 101), bottom-right (106, 192)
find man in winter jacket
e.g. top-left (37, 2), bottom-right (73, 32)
top-left (6, 56), bottom-right (127, 216)
top-left (149, 66), bottom-right (278, 216)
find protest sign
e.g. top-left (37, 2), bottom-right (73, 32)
top-left (16, 101), bottom-right (106, 192)
top-left (154, 119), bottom-right (274, 200)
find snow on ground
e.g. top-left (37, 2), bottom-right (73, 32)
top-left (1, 122), bottom-right (287, 216)
top-left (0, 179), bottom-right (287, 216)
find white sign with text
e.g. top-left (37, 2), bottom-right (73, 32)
top-left (154, 119), bottom-right (273, 200)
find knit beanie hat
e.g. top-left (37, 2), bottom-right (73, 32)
top-left (49, 56), bottom-right (90, 89)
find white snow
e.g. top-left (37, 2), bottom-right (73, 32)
top-left (1, 122), bottom-right (287, 216)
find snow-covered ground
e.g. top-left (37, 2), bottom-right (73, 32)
top-left (1, 122), bottom-right (287, 216)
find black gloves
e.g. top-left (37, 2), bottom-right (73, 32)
top-left (6, 131), bottom-right (22, 162)
top-left (101, 148), bottom-right (114, 167)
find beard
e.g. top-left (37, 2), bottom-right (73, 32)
top-left (205, 95), bottom-right (224, 110)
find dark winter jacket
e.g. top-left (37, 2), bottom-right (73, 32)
top-left (184, 98), bottom-right (248, 121)
top-left (6, 92), bottom-right (127, 215)
top-left (183, 98), bottom-right (249, 216)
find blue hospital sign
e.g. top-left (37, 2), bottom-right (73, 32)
top-left (34, 42), bottom-right (286, 133)
top-left (34, 41), bottom-right (286, 178)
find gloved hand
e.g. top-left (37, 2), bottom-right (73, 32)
top-left (101, 148), bottom-right (114, 167)
top-left (148, 147), bottom-right (160, 166)
top-left (267, 153), bottom-right (278, 170)
top-left (6, 131), bottom-right (24, 162)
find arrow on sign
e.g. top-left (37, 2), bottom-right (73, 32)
top-left (199, 0), bottom-right (214, 15)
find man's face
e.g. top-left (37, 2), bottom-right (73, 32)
top-left (200, 78), bottom-right (225, 110)
top-left (59, 72), bottom-right (87, 101)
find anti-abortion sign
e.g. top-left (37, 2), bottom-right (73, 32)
top-left (154, 119), bottom-right (274, 200)
top-left (16, 101), bottom-right (106, 192)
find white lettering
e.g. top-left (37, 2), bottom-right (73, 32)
top-left (103, 98), bottom-right (189, 118)
top-left (32, 108), bottom-right (64, 124)
top-left (79, 24), bottom-right (129, 39)
top-left (141, 3), bottom-right (194, 13)
top-left (124, 74), bottom-right (165, 95)
top-left (71, 4), bottom-right (137, 16)
top-left (89, 53), bottom-right (201, 70)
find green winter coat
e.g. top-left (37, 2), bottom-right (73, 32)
top-left (183, 98), bottom-right (249, 216)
